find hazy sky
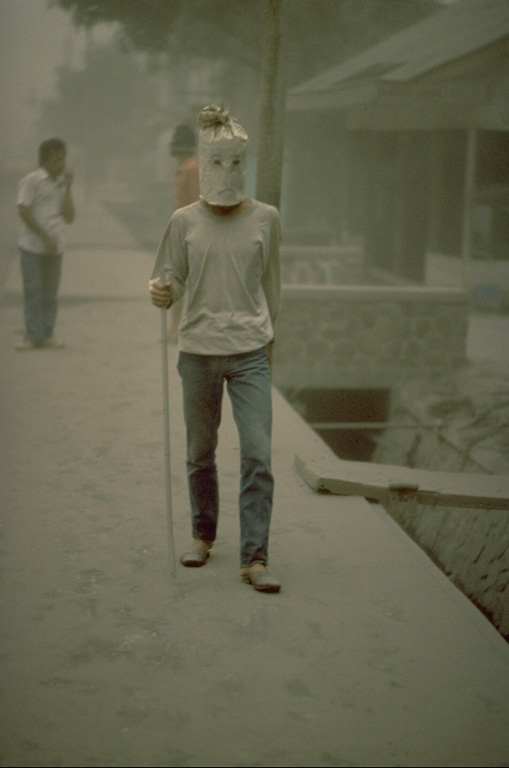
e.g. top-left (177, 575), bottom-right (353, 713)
top-left (0, 0), bottom-right (87, 162)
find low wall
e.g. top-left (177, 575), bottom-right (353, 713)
top-left (371, 373), bottom-right (509, 639)
top-left (272, 285), bottom-right (469, 392)
top-left (426, 252), bottom-right (509, 312)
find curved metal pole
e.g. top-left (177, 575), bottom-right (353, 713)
top-left (160, 307), bottom-right (177, 579)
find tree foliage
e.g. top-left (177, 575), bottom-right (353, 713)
top-left (44, 0), bottom-right (443, 193)
top-left (52, 0), bottom-right (442, 84)
top-left (53, 0), bottom-right (182, 51)
top-left (52, 0), bottom-right (264, 65)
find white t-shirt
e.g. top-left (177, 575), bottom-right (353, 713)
top-left (17, 167), bottom-right (67, 254)
top-left (151, 200), bottom-right (281, 355)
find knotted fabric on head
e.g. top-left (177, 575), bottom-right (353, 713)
top-left (198, 103), bottom-right (231, 129)
top-left (197, 103), bottom-right (249, 206)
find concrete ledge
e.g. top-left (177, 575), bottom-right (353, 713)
top-left (281, 284), bottom-right (469, 302)
top-left (295, 452), bottom-right (509, 510)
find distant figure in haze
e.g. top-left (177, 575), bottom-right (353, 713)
top-left (16, 138), bottom-right (75, 350)
top-left (166, 124), bottom-right (200, 341)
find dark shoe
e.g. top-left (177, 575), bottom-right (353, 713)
top-left (240, 564), bottom-right (281, 593)
top-left (180, 540), bottom-right (212, 568)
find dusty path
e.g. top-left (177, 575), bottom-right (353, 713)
top-left (1, 200), bottom-right (508, 767)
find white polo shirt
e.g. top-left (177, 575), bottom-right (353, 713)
top-left (17, 167), bottom-right (67, 254)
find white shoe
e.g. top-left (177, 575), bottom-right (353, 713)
top-left (16, 340), bottom-right (37, 351)
top-left (43, 338), bottom-right (65, 349)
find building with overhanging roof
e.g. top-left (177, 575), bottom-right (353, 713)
top-left (285, 0), bottom-right (509, 283)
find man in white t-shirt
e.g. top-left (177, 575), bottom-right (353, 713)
top-left (150, 105), bottom-right (281, 593)
top-left (16, 138), bottom-right (75, 350)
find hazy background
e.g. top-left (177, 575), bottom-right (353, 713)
top-left (1, 0), bottom-right (505, 297)
top-left (0, 0), bottom-right (445, 194)
top-left (0, 0), bottom-right (88, 162)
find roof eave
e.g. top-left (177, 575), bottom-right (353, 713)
top-left (287, 81), bottom-right (377, 112)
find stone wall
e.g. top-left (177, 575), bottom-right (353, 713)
top-left (272, 285), bottom-right (469, 392)
top-left (371, 370), bottom-right (509, 639)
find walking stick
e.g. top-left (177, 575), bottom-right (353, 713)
top-left (160, 306), bottom-right (177, 578)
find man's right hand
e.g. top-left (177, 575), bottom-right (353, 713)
top-left (150, 279), bottom-right (173, 308)
top-left (17, 205), bottom-right (58, 254)
top-left (42, 232), bottom-right (58, 255)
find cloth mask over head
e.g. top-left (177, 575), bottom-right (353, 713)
top-left (197, 103), bottom-right (248, 207)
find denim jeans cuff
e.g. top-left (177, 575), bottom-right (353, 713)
top-left (240, 559), bottom-right (267, 569)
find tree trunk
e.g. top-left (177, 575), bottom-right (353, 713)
top-left (255, 0), bottom-right (287, 209)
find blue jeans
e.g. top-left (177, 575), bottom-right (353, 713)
top-left (20, 249), bottom-right (63, 345)
top-left (177, 347), bottom-right (274, 568)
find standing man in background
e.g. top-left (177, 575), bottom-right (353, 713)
top-left (16, 138), bottom-right (75, 350)
top-left (166, 124), bottom-right (200, 341)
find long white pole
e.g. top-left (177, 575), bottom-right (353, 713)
top-left (160, 307), bottom-right (177, 578)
